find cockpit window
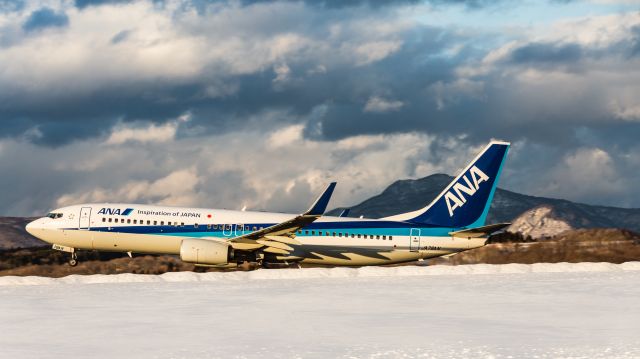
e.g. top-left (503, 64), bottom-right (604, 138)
top-left (47, 213), bottom-right (63, 219)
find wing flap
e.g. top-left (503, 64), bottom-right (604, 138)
top-left (264, 235), bottom-right (301, 246)
top-left (264, 247), bottom-right (291, 255)
top-left (230, 242), bottom-right (264, 250)
top-left (256, 239), bottom-right (294, 252)
top-left (449, 223), bottom-right (511, 238)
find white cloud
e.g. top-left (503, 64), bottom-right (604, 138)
top-left (537, 147), bottom-right (628, 205)
top-left (0, 1), bottom-right (415, 99)
top-left (363, 96), bottom-right (404, 113)
top-left (352, 40), bottom-right (403, 66)
top-left (105, 122), bottom-right (178, 145)
top-left (56, 168), bottom-right (201, 208)
top-left (0, 122), bottom-right (481, 215)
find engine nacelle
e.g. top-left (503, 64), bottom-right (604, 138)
top-left (180, 238), bottom-right (231, 265)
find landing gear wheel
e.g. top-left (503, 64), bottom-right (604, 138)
top-left (68, 252), bottom-right (78, 267)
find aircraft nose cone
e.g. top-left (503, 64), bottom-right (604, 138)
top-left (25, 219), bottom-right (42, 237)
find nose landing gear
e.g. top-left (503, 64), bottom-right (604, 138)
top-left (52, 244), bottom-right (78, 267)
top-left (68, 252), bottom-right (78, 267)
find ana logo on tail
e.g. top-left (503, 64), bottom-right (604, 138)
top-left (444, 166), bottom-right (489, 217)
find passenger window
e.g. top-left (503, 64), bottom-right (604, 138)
top-left (108, 218), bottom-right (112, 223)
top-left (311, 231), bottom-right (315, 235)
top-left (207, 224), bottom-right (211, 230)
top-left (376, 235), bottom-right (380, 239)
top-left (194, 223), bottom-right (198, 229)
top-left (133, 219), bottom-right (137, 224)
top-left (102, 218), bottom-right (106, 222)
top-left (147, 220), bottom-right (151, 225)
top-left (333, 232), bottom-right (336, 237)
top-left (160, 221), bottom-right (164, 225)
top-left (305, 230), bottom-right (309, 235)
top-left (127, 219), bottom-right (131, 224)
top-left (325, 232), bottom-right (329, 236)
top-left (383, 235), bottom-right (386, 240)
top-left (357, 234), bottom-right (361, 238)
top-left (338, 233), bottom-right (342, 237)
top-left (351, 234), bottom-right (354, 238)
top-left (389, 236), bottom-right (393, 240)
top-left (181, 222), bottom-right (185, 227)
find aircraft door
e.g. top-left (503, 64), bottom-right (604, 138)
top-left (79, 207), bottom-right (91, 230)
top-left (223, 224), bottom-right (232, 236)
top-left (235, 224), bottom-right (244, 236)
top-left (410, 228), bottom-right (421, 251)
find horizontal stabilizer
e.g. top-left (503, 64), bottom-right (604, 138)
top-left (449, 223), bottom-right (511, 238)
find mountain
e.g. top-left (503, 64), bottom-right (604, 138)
top-left (0, 217), bottom-right (44, 250)
top-left (327, 174), bottom-right (640, 233)
top-left (506, 206), bottom-right (573, 239)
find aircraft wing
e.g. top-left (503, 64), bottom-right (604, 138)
top-left (448, 223), bottom-right (511, 238)
top-left (228, 182), bottom-right (337, 256)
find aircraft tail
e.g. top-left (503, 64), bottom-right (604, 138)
top-left (382, 141), bottom-right (510, 228)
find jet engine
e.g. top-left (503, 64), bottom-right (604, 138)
top-left (180, 238), bottom-right (232, 265)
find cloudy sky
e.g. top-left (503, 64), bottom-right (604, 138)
top-left (0, 0), bottom-right (639, 216)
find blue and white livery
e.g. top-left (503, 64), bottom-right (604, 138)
top-left (26, 141), bottom-right (510, 268)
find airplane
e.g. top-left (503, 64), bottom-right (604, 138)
top-left (26, 141), bottom-right (510, 268)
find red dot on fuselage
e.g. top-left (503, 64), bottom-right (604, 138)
top-left (207, 214), bottom-right (212, 218)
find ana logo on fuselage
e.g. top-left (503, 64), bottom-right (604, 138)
top-left (444, 166), bottom-right (489, 217)
top-left (97, 208), bottom-right (133, 216)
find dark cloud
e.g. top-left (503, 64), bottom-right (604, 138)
top-left (509, 42), bottom-right (583, 65)
top-left (73, 0), bottom-right (507, 10)
top-left (0, 0), bottom-right (25, 12)
top-left (1, 0), bottom-right (640, 211)
top-left (630, 25), bottom-right (640, 57)
top-left (111, 30), bottom-right (131, 44)
top-left (74, 0), bottom-right (131, 9)
top-left (22, 7), bottom-right (69, 32)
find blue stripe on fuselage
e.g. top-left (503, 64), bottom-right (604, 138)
top-left (73, 220), bottom-right (454, 237)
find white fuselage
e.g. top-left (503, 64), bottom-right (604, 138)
top-left (26, 203), bottom-right (487, 266)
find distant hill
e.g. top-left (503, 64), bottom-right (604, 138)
top-left (0, 217), bottom-right (44, 249)
top-left (431, 228), bottom-right (640, 265)
top-left (327, 174), bottom-right (640, 233)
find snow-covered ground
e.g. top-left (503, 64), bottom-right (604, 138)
top-left (1, 263), bottom-right (639, 359)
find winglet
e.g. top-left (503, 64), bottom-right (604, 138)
top-left (304, 182), bottom-right (337, 216)
top-left (339, 208), bottom-right (351, 217)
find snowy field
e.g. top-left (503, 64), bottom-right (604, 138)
top-left (1, 262), bottom-right (640, 359)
